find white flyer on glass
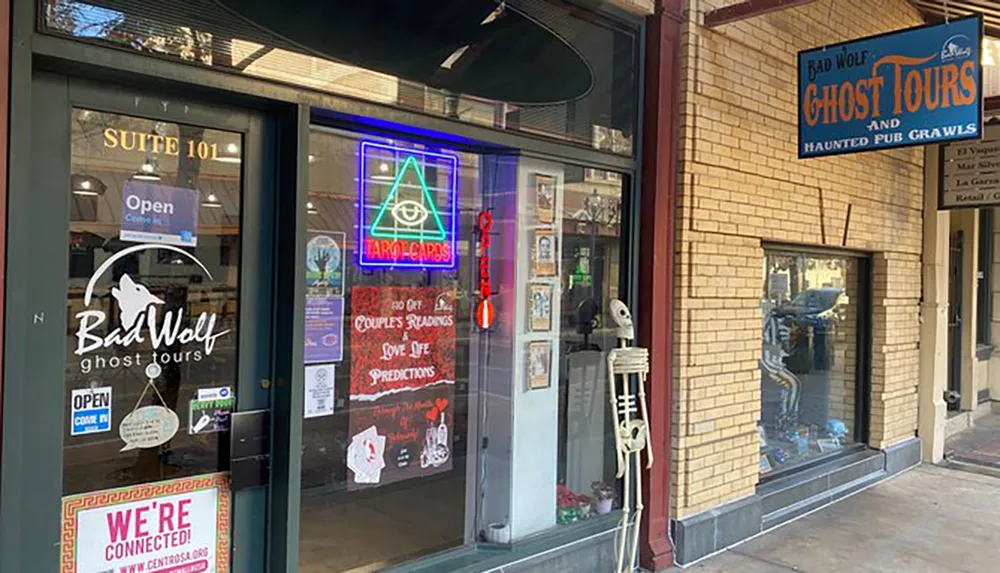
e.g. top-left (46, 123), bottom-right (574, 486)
top-left (68, 478), bottom-right (222, 573)
top-left (304, 364), bottom-right (336, 418)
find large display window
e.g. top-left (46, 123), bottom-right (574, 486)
top-left (759, 249), bottom-right (869, 477)
top-left (298, 129), bottom-right (629, 572)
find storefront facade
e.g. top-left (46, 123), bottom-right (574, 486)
top-left (0, 1), bottom-right (678, 572)
top-left (669, 0), bottom-right (937, 565)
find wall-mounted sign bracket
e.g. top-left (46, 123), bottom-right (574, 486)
top-left (704, 0), bottom-right (819, 28)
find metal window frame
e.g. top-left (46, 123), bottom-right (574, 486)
top-left (757, 245), bottom-right (875, 484)
top-left (1, 0), bottom-right (649, 572)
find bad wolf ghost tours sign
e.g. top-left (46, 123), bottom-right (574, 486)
top-left (75, 244), bottom-right (229, 373)
top-left (799, 15), bottom-right (983, 158)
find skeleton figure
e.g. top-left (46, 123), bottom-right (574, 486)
top-left (761, 307), bottom-right (801, 437)
top-left (606, 299), bottom-right (653, 573)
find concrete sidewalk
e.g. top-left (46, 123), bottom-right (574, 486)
top-left (682, 464), bottom-right (1000, 573)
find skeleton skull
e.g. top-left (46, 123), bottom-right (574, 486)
top-left (609, 299), bottom-right (634, 340)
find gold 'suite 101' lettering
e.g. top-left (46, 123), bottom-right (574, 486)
top-left (103, 128), bottom-right (222, 161)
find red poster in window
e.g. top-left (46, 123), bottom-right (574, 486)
top-left (347, 286), bottom-right (456, 489)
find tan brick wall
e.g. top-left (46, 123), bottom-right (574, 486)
top-left (673, 0), bottom-right (925, 518)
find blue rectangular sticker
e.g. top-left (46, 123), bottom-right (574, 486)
top-left (70, 387), bottom-right (112, 436)
top-left (799, 15), bottom-right (983, 158)
top-left (120, 180), bottom-right (200, 247)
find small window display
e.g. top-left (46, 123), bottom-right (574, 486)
top-left (759, 250), bottom-right (861, 475)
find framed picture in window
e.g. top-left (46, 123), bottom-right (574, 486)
top-left (533, 174), bottom-right (556, 224)
top-left (533, 229), bottom-right (557, 277)
top-left (526, 341), bottom-right (552, 390)
top-left (528, 283), bottom-right (553, 332)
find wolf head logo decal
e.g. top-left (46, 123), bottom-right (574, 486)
top-left (75, 244), bottom-right (230, 358)
top-left (112, 274), bottom-right (164, 330)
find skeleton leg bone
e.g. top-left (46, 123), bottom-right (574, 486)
top-left (616, 454), bottom-right (631, 573)
top-left (617, 363), bottom-right (634, 573)
top-left (628, 448), bottom-right (644, 571)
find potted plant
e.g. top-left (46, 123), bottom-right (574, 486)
top-left (556, 484), bottom-right (579, 524)
top-left (576, 494), bottom-right (593, 519)
top-left (591, 481), bottom-right (615, 515)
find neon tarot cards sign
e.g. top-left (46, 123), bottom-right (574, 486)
top-left (359, 141), bottom-right (458, 269)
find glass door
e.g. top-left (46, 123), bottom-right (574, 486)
top-left (8, 73), bottom-right (274, 573)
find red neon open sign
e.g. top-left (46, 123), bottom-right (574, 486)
top-left (476, 211), bottom-right (494, 330)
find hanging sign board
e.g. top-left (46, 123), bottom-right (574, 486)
top-left (61, 473), bottom-right (230, 573)
top-left (798, 15), bottom-right (983, 158)
top-left (941, 124), bottom-right (1000, 209)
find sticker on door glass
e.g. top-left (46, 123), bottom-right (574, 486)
top-left (70, 386), bottom-right (112, 436)
top-left (197, 386), bottom-right (232, 401)
top-left (119, 180), bottom-right (199, 247)
top-left (74, 243), bottom-right (231, 377)
top-left (188, 394), bottom-right (235, 435)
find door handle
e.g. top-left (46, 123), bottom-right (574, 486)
top-left (230, 409), bottom-right (271, 492)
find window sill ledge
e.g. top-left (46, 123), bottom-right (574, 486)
top-left (394, 514), bottom-right (621, 573)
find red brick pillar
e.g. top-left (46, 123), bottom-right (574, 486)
top-left (638, 0), bottom-right (681, 570)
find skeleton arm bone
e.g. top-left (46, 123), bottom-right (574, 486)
top-left (637, 371), bottom-right (654, 469)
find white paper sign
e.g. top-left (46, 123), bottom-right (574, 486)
top-left (70, 480), bottom-right (220, 573)
top-left (120, 405), bottom-right (180, 451)
top-left (304, 364), bottom-right (336, 419)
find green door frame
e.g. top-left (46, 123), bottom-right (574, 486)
top-left (0, 70), bottom-right (295, 573)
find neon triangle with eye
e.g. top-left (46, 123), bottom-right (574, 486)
top-left (369, 155), bottom-right (448, 241)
